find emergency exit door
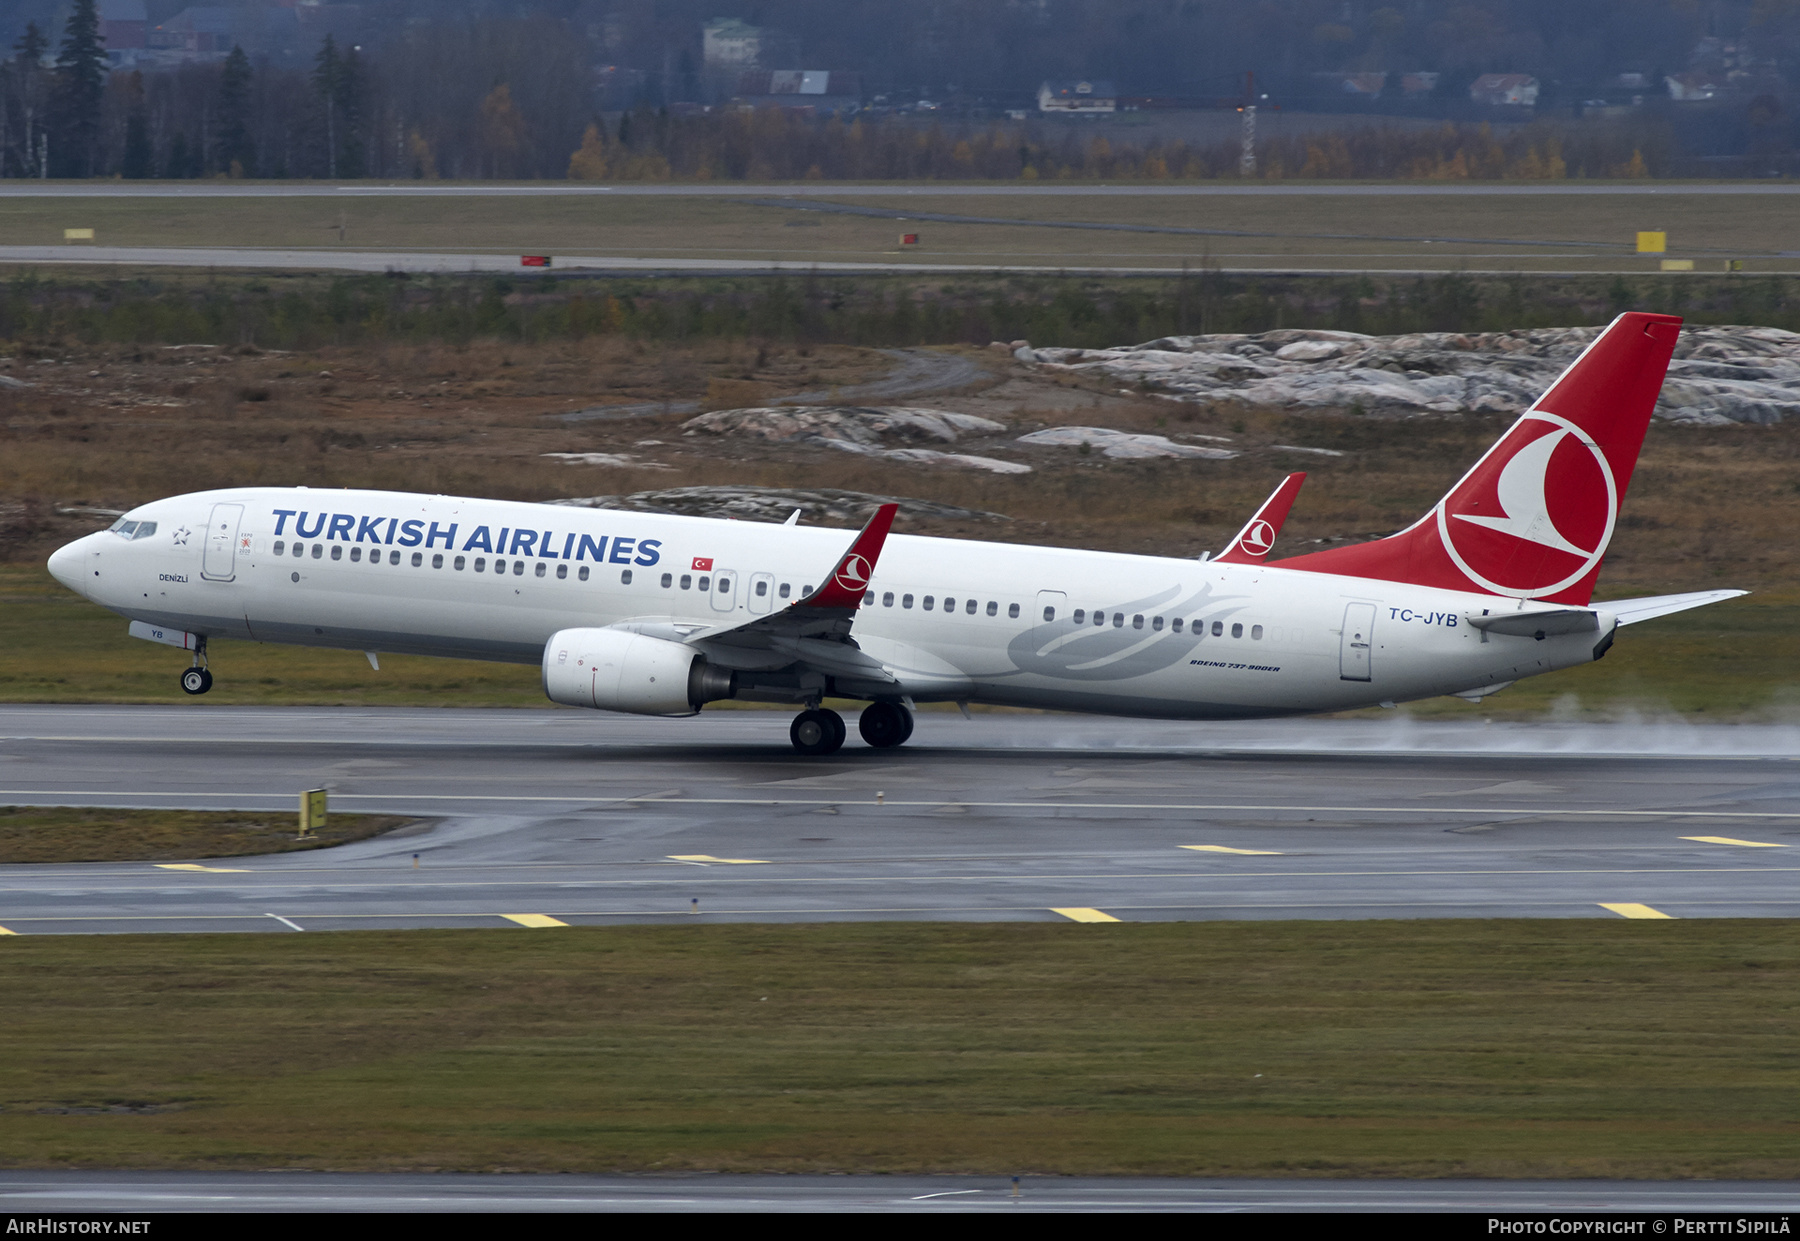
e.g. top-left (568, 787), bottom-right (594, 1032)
top-left (1339, 602), bottom-right (1375, 681)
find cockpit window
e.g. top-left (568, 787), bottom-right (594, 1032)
top-left (131, 521), bottom-right (157, 540)
top-left (110, 520), bottom-right (139, 538)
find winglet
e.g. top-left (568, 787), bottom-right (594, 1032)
top-left (1215, 473), bottom-right (1306, 564)
top-left (800, 503), bottom-right (898, 609)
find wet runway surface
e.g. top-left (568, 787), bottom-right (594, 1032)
top-left (0, 706), bottom-right (1796, 935)
top-left (3, 1170), bottom-right (1798, 1212)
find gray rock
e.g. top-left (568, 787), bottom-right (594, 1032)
top-left (681, 405), bottom-right (1006, 449)
top-left (546, 487), bottom-right (1011, 525)
top-left (0, 374), bottom-right (29, 389)
top-left (1024, 325), bottom-right (1800, 424)
top-left (1016, 426), bottom-right (1239, 460)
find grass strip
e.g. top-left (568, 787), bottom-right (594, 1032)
top-left (0, 920), bottom-right (1796, 1177)
top-left (0, 807), bottom-right (416, 864)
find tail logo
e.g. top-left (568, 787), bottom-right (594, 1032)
top-left (1435, 411), bottom-right (1618, 598)
top-left (1238, 519), bottom-right (1275, 555)
top-left (834, 553), bottom-right (872, 592)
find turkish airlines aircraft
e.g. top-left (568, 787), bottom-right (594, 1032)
top-left (47, 311), bottom-right (1741, 754)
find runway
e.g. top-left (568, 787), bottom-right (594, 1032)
top-left (4, 1170), bottom-right (1799, 1213)
top-left (0, 707), bottom-right (1795, 935)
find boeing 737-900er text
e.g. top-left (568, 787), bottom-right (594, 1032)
top-left (47, 312), bottom-right (1744, 754)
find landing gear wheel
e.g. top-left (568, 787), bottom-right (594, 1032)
top-left (790, 708), bottom-right (846, 756)
top-left (858, 701), bottom-right (913, 749)
top-left (180, 667), bottom-right (213, 696)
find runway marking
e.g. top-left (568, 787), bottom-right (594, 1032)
top-left (1600, 903), bottom-right (1675, 919)
top-left (7, 789), bottom-right (1800, 821)
top-left (265, 914), bottom-right (304, 932)
top-left (1681, 836), bottom-right (1787, 848)
top-left (0, 925), bottom-right (14, 935)
top-left (501, 914), bottom-right (569, 928)
top-left (1181, 845), bottom-right (1285, 855)
top-left (154, 864), bottom-right (250, 873)
top-left (1051, 907), bottom-right (1121, 923)
top-left (667, 855), bottom-right (770, 865)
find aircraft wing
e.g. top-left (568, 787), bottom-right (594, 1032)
top-left (1601, 589), bottom-right (1749, 626)
top-left (684, 503), bottom-right (898, 666)
top-left (1215, 473), bottom-right (1306, 564)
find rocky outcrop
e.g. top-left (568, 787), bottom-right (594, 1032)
top-left (1016, 426), bottom-right (1239, 460)
top-left (681, 405), bottom-right (1006, 446)
top-left (547, 486), bottom-right (1010, 525)
top-left (1025, 325), bottom-right (1800, 425)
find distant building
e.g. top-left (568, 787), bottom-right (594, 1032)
top-left (1469, 73), bottom-right (1538, 107)
top-left (735, 69), bottom-right (862, 113)
top-left (1399, 72), bottom-right (1438, 96)
top-left (704, 18), bottom-right (762, 67)
top-left (1339, 71), bottom-right (1386, 97)
top-left (1038, 79), bottom-right (1117, 114)
top-left (100, 0), bottom-right (147, 50)
top-left (1666, 71), bottom-right (1726, 102)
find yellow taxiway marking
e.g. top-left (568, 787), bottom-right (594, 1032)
top-left (500, 914), bottom-right (569, 928)
top-left (0, 925), bottom-right (15, 935)
top-left (1600, 903), bottom-right (1675, 919)
top-left (1181, 845), bottom-right (1284, 855)
top-left (154, 863), bottom-right (250, 873)
top-left (1681, 836), bottom-right (1787, 848)
top-left (1051, 907), bottom-right (1121, 923)
top-left (668, 854), bottom-right (769, 865)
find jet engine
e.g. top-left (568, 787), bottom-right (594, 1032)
top-left (542, 627), bottom-right (735, 716)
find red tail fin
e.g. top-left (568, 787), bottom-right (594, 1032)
top-left (1275, 312), bottom-right (1681, 604)
top-left (1216, 472), bottom-right (1306, 564)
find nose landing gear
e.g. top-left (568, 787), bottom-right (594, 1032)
top-left (179, 636), bottom-right (213, 695)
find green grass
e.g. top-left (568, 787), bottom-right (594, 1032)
top-left (0, 921), bottom-right (1797, 1176)
top-left (1, 566), bottom-right (1788, 718)
top-left (0, 806), bottom-right (415, 864)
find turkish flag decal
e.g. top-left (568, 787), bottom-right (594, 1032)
top-left (691, 556), bottom-right (714, 571)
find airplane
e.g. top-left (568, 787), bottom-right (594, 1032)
top-left (46, 311), bottom-right (1743, 755)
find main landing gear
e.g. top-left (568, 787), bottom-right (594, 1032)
top-left (179, 637), bottom-right (213, 696)
top-left (788, 702), bottom-right (914, 755)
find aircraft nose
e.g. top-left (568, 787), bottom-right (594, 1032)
top-left (47, 536), bottom-right (90, 598)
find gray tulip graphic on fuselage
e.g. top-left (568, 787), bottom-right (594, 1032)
top-left (1003, 582), bottom-right (1246, 682)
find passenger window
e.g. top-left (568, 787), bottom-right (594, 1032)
top-left (1252, 624), bottom-right (1263, 640)
top-left (802, 585), bottom-right (812, 596)
top-left (350, 546), bottom-right (362, 562)
top-left (1212, 621), bottom-right (1223, 636)
top-left (329, 545), bottom-right (342, 561)
top-left (923, 595), bottom-right (935, 611)
top-left (433, 553), bottom-right (444, 569)
top-left (719, 577), bottom-right (732, 593)
top-left (292, 543), bottom-right (304, 558)
top-left (985, 601), bottom-right (997, 616)
top-left (779, 583), bottom-right (791, 598)
top-left (578, 566), bottom-right (590, 581)
top-left (1152, 616), bottom-right (1164, 631)
top-left (474, 557), bottom-right (486, 572)
top-left (512, 560), bottom-right (524, 576)
top-left (1172, 618), bottom-right (1183, 633)
top-left (758, 581), bottom-right (770, 597)
top-left (1009, 603), bottom-right (1020, 618)
top-left (1132, 614), bottom-right (1143, 629)
top-left (273, 540), bottom-right (285, 555)
top-left (902, 594), bottom-right (914, 609)
top-left (1231, 622), bottom-right (1243, 638)
top-left (943, 596), bottom-right (956, 613)
top-left (314, 545), bottom-right (325, 560)
top-left (1112, 613), bottom-right (1124, 628)
top-left (556, 563), bottom-right (567, 579)
top-left (862, 590), bottom-right (873, 607)
top-left (408, 552), bottom-right (421, 567)
top-left (453, 555), bottom-right (464, 570)
top-left (1043, 606), bottom-right (1056, 621)
top-left (1072, 609), bottom-right (1084, 624)
top-left (535, 562), bottom-right (546, 577)
top-left (620, 569), bottom-right (633, 584)
top-left (697, 575), bottom-right (710, 591)
top-left (883, 592), bottom-right (894, 607)
top-left (387, 550), bottom-right (399, 565)
top-left (1093, 611), bottom-right (1105, 627)
top-left (660, 573), bottom-right (671, 588)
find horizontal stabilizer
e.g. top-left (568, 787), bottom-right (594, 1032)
top-left (1464, 607), bottom-right (1599, 638)
top-left (1603, 589), bottom-right (1749, 626)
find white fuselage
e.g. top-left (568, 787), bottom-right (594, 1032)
top-left (50, 487), bottom-right (1613, 719)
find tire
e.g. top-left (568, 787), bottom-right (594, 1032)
top-left (180, 667), bottom-right (212, 696)
top-left (858, 702), bottom-right (911, 748)
top-left (790, 708), bottom-right (845, 756)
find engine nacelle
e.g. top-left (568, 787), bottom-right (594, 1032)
top-left (542, 627), bottom-right (735, 717)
